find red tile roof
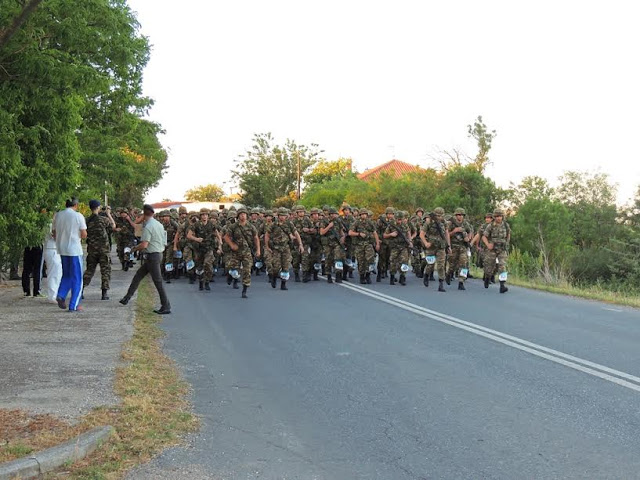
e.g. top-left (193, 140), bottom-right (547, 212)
top-left (150, 201), bottom-right (192, 209)
top-left (357, 159), bottom-right (424, 182)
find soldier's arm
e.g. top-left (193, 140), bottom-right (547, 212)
top-left (223, 232), bottom-right (238, 251)
top-left (419, 228), bottom-right (430, 248)
top-left (264, 231), bottom-right (272, 252)
top-left (254, 234), bottom-right (261, 257)
top-left (319, 222), bottom-right (332, 236)
top-left (186, 228), bottom-right (202, 243)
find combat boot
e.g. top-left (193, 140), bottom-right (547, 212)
top-left (376, 271), bottom-right (382, 282)
top-left (199, 281), bottom-right (204, 291)
top-left (294, 269), bottom-right (300, 282)
top-left (438, 280), bottom-right (446, 292)
top-left (390, 274), bottom-right (396, 285)
top-left (255, 268), bottom-right (261, 277)
top-left (313, 270), bottom-right (319, 281)
top-left (227, 274), bottom-right (233, 286)
top-left (321, 264), bottom-right (326, 276)
top-left (242, 285), bottom-right (248, 298)
top-left (423, 272), bottom-right (429, 287)
top-left (458, 282), bottom-right (466, 291)
top-left (484, 275), bottom-right (490, 288)
top-left (359, 274), bottom-right (366, 284)
top-left (327, 274), bottom-right (333, 284)
top-left (336, 271), bottom-right (343, 283)
top-left (416, 270), bottom-right (423, 278)
top-left (365, 272), bottom-right (372, 284)
top-left (233, 279), bottom-right (239, 289)
top-left (204, 282), bottom-right (210, 291)
top-left (281, 280), bottom-right (288, 291)
top-left (101, 289), bottom-right (109, 300)
top-left (500, 281), bottom-right (509, 293)
top-left (429, 272), bottom-right (435, 282)
top-left (302, 271), bottom-right (310, 283)
top-left (399, 274), bottom-right (406, 286)
top-left (189, 273), bottom-right (196, 285)
top-left (166, 275), bottom-right (171, 284)
top-left (491, 275), bottom-right (496, 284)
top-left (445, 273), bottom-right (451, 285)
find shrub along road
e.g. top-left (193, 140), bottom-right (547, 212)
top-left (129, 274), bottom-right (640, 479)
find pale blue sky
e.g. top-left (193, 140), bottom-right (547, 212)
top-left (128, 0), bottom-right (640, 205)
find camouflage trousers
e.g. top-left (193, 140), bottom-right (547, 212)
top-left (84, 247), bottom-right (111, 290)
top-left (484, 248), bottom-right (507, 277)
top-left (378, 241), bottom-right (391, 274)
top-left (389, 246), bottom-right (409, 275)
top-left (354, 242), bottom-right (375, 275)
top-left (411, 247), bottom-right (423, 273)
top-left (269, 246), bottom-right (292, 276)
top-left (448, 245), bottom-right (469, 283)
top-left (302, 243), bottom-right (321, 272)
top-left (324, 242), bottom-right (345, 274)
top-left (195, 246), bottom-right (215, 281)
top-left (183, 243), bottom-right (195, 272)
top-left (228, 249), bottom-right (253, 286)
top-left (292, 243), bottom-right (302, 271)
top-left (423, 248), bottom-right (446, 280)
top-left (116, 239), bottom-right (132, 265)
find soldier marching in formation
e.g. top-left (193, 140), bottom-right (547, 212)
top-left (82, 201), bottom-right (511, 302)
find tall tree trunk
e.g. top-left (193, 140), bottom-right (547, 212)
top-left (0, 0), bottom-right (45, 50)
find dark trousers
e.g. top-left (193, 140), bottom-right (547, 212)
top-left (22, 246), bottom-right (43, 295)
top-left (125, 252), bottom-right (171, 310)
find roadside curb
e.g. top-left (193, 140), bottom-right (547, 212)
top-left (0, 425), bottom-right (114, 480)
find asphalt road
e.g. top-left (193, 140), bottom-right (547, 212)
top-left (127, 272), bottom-right (640, 480)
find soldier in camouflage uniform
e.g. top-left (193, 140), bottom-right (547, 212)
top-left (349, 209), bottom-right (380, 284)
top-left (187, 208), bottom-right (220, 291)
top-left (384, 210), bottom-right (412, 286)
top-left (158, 210), bottom-right (180, 283)
top-left (114, 208), bottom-right (135, 271)
top-left (482, 208), bottom-right (510, 293)
top-left (419, 207), bottom-right (451, 292)
top-left (261, 210), bottom-right (275, 278)
top-left (320, 207), bottom-right (346, 283)
top-left (182, 212), bottom-right (199, 283)
top-left (301, 208), bottom-right (322, 282)
top-left (341, 205), bottom-right (356, 279)
top-left (410, 207), bottom-right (425, 277)
top-left (265, 208), bottom-right (303, 291)
top-left (291, 206), bottom-right (307, 282)
top-left (172, 207), bottom-right (189, 278)
top-left (376, 207), bottom-right (395, 281)
top-left (83, 200), bottom-right (116, 300)
top-left (249, 208), bottom-right (264, 276)
top-left (446, 207), bottom-right (473, 290)
top-left (221, 210), bottom-right (236, 279)
top-left (224, 207), bottom-right (260, 298)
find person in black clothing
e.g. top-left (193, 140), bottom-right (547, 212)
top-left (22, 245), bottom-right (43, 296)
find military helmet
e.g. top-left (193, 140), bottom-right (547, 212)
top-left (342, 204), bottom-right (351, 211)
top-left (199, 208), bottom-right (209, 214)
top-left (189, 212), bottom-right (198, 219)
top-left (385, 207), bottom-right (395, 214)
top-left (236, 207), bottom-right (248, 215)
top-left (396, 211), bottom-right (405, 219)
top-left (295, 205), bottom-right (306, 212)
top-left (309, 207), bottom-right (319, 214)
top-left (277, 207), bottom-right (289, 216)
top-left (264, 209), bottom-right (274, 217)
top-left (158, 210), bottom-right (170, 217)
top-left (227, 210), bottom-right (237, 218)
top-left (454, 207), bottom-right (466, 216)
top-left (485, 212), bottom-right (494, 218)
top-left (120, 208), bottom-right (129, 214)
top-left (359, 209), bottom-right (369, 216)
top-left (322, 205), bottom-right (330, 211)
top-left (433, 207), bottom-right (445, 215)
top-left (229, 205), bottom-right (237, 211)
top-left (328, 207), bottom-right (338, 214)
top-left (250, 208), bottom-right (260, 214)
top-left (415, 207), bottom-right (425, 213)
top-left (210, 211), bottom-right (219, 218)
top-left (178, 206), bottom-right (187, 214)
top-left (493, 208), bottom-right (505, 217)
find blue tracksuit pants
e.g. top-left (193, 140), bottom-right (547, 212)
top-left (57, 255), bottom-right (83, 310)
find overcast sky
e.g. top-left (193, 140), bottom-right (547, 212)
top-left (128, 0), bottom-right (640, 205)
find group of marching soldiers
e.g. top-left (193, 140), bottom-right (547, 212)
top-left (155, 203), bottom-right (510, 298)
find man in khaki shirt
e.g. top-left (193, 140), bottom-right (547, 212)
top-left (119, 204), bottom-right (171, 314)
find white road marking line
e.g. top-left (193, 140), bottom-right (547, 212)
top-left (332, 280), bottom-right (640, 393)
top-left (603, 307), bottom-right (623, 312)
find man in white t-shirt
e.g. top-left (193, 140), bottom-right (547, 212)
top-left (53, 198), bottom-right (87, 311)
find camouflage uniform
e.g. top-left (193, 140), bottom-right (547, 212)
top-left (226, 213), bottom-right (258, 289)
top-left (183, 213), bottom-right (199, 280)
top-left (193, 210), bottom-right (218, 284)
top-left (115, 213), bottom-right (135, 267)
top-left (260, 211), bottom-right (274, 276)
top-left (266, 209), bottom-right (297, 287)
top-left (83, 212), bottom-right (112, 292)
top-left (377, 209), bottom-right (394, 280)
top-left (482, 209), bottom-right (509, 293)
top-left (410, 208), bottom-right (425, 277)
top-left (302, 208), bottom-right (322, 282)
top-left (385, 212), bottom-right (412, 285)
top-left (291, 206), bottom-right (306, 281)
top-left (321, 208), bottom-right (346, 283)
top-left (351, 212), bottom-right (377, 283)
top-left (159, 211), bottom-right (179, 281)
top-left (421, 207), bottom-right (449, 289)
top-left (447, 208), bottom-right (473, 288)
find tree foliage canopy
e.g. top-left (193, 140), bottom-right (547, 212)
top-left (185, 184), bottom-right (225, 202)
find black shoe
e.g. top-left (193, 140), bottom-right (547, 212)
top-left (491, 275), bottom-right (496, 284)
top-left (227, 274), bottom-right (232, 285)
top-left (302, 272), bottom-right (310, 283)
top-left (366, 272), bottom-right (372, 284)
top-left (255, 270), bottom-right (261, 277)
top-left (199, 281), bottom-right (204, 291)
top-left (166, 277), bottom-right (171, 284)
top-left (390, 275), bottom-right (396, 285)
top-left (423, 274), bottom-right (429, 287)
top-left (123, 262), bottom-right (129, 272)
top-left (56, 297), bottom-right (67, 309)
top-left (204, 282), bottom-right (210, 291)
top-left (242, 285), bottom-right (248, 298)
top-left (500, 281), bottom-right (509, 293)
top-left (429, 272), bottom-right (435, 281)
top-left (336, 272), bottom-right (343, 283)
top-left (376, 272), bottom-right (381, 282)
top-left (119, 296), bottom-right (130, 306)
top-left (416, 270), bottom-right (423, 278)
top-left (349, 271), bottom-right (354, 279)
top-left (313, 271), bottom-right (319, 281)
top-left (189, 275), bottom-right (195, 284)
top-left (270, 275), bottom-right (277, 288)
top-left (484, 275), bottom-right (490, 289)
top-left (327, 274), bottom-right (333, 284)
top-left (399, 274), bottom-right (406, 286)
top-left (458, 282), bottom-right (466, 291)
top-left (24, 292), bottom-right (30, 297)
top-left (360, 274), bottom-right (366, 284)
top-left (81, 292), bottom-right (85, 300)
top-left (233, 279), bottom-right (239, 289)
top-left (445, 273), bottom-right (451, 285)
top-left (101, 289), bottom-right (109, 300)
top-left (438, 280), bottom-right (446, 292)
top-left (281, 280), bottom-right (288, 291)
top-left (154, 308), bottom-right (171, 315)
top-left (294, 271), bottom-right (300, 283)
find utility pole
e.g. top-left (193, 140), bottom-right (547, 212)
top-left (296, 150), bottom-right (301, 200)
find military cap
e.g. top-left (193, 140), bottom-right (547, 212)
top-left (454, 207), bottom-right (466, 216)
top-left (385, 207), bottom-right (395, 214)
top-left (433, 207), bottom-right (445, 215)
top-left (328, 207), bottom-right (338, 214)
top-left (199, 208), bottom-right (209, 214)
top-left (264, 209), bottom-right (274, 217)
top-left (493, 208), bottom-right (505, 217)
top-left (415, 207), bottom-right (425, 213)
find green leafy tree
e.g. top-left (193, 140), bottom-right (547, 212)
top-left (304, 158), bottom-right (354, 186)
top-left (185, 184), bottom-right (225, 202)
top-left (232, 133), bottom-right (323, 207)
top-left (509, 176), bottom-right (554, 208)
top-left (467, 115), bottom-right (497, 173)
